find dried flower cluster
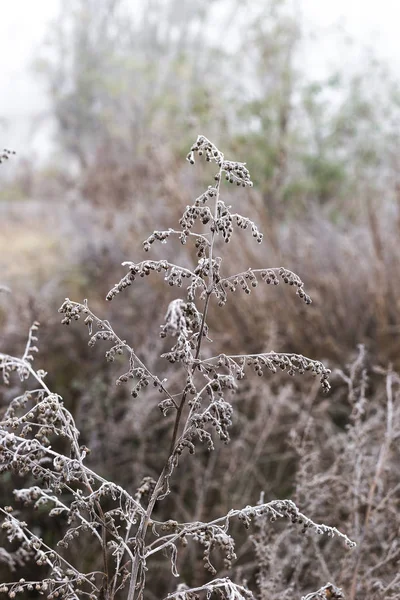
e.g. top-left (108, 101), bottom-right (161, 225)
top-left (0, 149), bottom-right (16, 165)
top-left (0, 137), bottom-right (353, 599)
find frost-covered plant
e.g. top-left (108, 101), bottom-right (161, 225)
top-left (0, 137), bottom-right (354, 599)
top-left (247, 345), bottom-right (400, 599)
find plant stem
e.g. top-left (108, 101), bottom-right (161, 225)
top-left (128, 163), bottom-right (223, 600)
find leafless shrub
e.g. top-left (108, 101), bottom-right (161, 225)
top-left (0, 138), bottom-right (354, 599)
top-left (249, 346), bottom-right (400, 599)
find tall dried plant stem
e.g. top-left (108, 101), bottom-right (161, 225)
top-left (127, 163), bottom-right (224, 600)
top-left (348, 367), bottom-right (394, 600)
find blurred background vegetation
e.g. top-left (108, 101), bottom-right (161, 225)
top-left (1, 0), bottom-right (400, 598)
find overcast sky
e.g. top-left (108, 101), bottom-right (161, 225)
top-left (1, 0), bottom-right (399, 157)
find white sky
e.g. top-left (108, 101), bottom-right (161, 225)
top-left (300, 0), bottom-right (400, 76)
top-left (0, 0), bottom-right (400, 157)
top-left (0, 0), bottom-right (60, 156)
